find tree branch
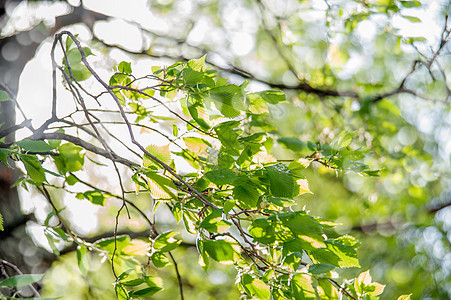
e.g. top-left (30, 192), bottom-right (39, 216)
top-left (0, 259), bottom-right (41, 297)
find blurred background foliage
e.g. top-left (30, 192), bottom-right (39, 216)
top-left (0, 0), bottom-right (450, 299)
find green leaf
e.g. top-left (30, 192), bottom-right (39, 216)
top-left (118, 61), bottom-right (132, 74)
top-left (0, 148), bottom-right (12, 165)
top-left (334, 235), bottom-right (360, 247)
top-left (110, 72), bottom-right (131, 86)
top-left (21, 154), bottom-right (46, 183)
top-left (208, 85), bottom-right (245, 118)
top-left (45, 232), bottom-right (60, 255)
top-left (143, 275), bottom-right (163, 288)
top-left (197, 239), bottom-right (210, 270)
top-left (182, 67), bottom-right (204, 86)
top-left (265, 163), bottom-right (296, 197)
top-left (0, 90), bottom-right (12, 102)
top-left (200, 209), bottom-right (231, 233)
top-left (115, 283), bottom-right (130, 300)
top-left (290, 273), bottom-right (316, 299)
top-left (402, 15), bottom-right (421, 22)
top-left (187, 54), bottom-right (206, 71)
top-left (309, 248), bottom-right (340, 267)
top-left (151, 66), bottom-right (161, 74)
top-left (282, 212), bottom-right (323, 236)
top-left (223, 199), bottom-right (236, 214)
top-left (324, 240), bottom-right (360, 268)
top-left (233, 181), bottom-right (260, 209)
top-left (83, 47), bottom-right (93, 57)
top-left (54, 143), bottom-right (85, 173)
top-left (258, 90), bottom-right (286, 104)
top-left (0, 212), bottom-right (3, 231)
top-left (65, 35), bottom-right (75, 50)
top-left (64, 48), bottom-right (81, 65)
top-left (172, 202), bottom-right (183, 223)
top-left (64, 62), bottom-right (92, 82)
top-left (278, 137), bottom-right (305, 152)
top-left (153, 231), bottom-right (181, 252)
top-left (283, 252), bottom-right (303, 271)
top-left (397, 294), bottom-right (412, 300)
top-left (268, 197), bottom-right (296, 207)
top-left (16, 139), bottom-right (55, 152)
top-left (44, 210), bottom-right (58, 226)
top-left (241, 274), bottom-right (271, 300)
top-left (77, 245), bottom-right (89, 277)
top-left (308, 263), bottom-right (335, 274)
top-left (248, 218), bottom-right (276, 244)
top-left (53, 228), bottom-right (68, 241)
top-left (121, 278), bottom-right (145, 287)
top-left (339, 148), bottom-right (365, 161)
top-left (204, 169), bottom-right (238, 186)
top-left (96, 235), bottom-right (131, 254)
top-left (187, 96), bottom-right (211, 130)
top-left (247, 90), bottom-right (286, 104)
top-left (77, 190), bottom-right (107, 206)
top-left (66, 174), bottom-right (79, 185)
top-left (239, 132), bottom-right (266, 144)
top-left (400, 1), bottom-right (421, 8)
top-left (203, 239), bottom-right (240, 264)
top-left (330, 131), bottom-right (353, 150)
top-left (43, 167), bottom-right (63, 178)
top-left (0, 273), bottom-right (44, 287)
top-left (214, 121), bottom-right (242, 153)
top-left (404, 36), bottom-right (427, 43)
top-left (151, 251), bottom-right (170, 268)
top-left (129, 286), bottom-right (163, 297)
top-left (361, 169), bottom-right (381, 177)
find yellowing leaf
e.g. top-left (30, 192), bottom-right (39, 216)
top-left (297, 179), bottom-right (313, 195)
top-left (358, 270), bottom-right (372, 285)
top-left (143, 144), bottom-right (171, 168)
top-left (145, 172), bottom-right (177, 200)
top-left (397, 294), bottom-right (412, 300)
top-left (356, 270), bottom-right (385, 296)
top-left (123, 239), bottom-right (150, 256)
top-left (369, 282), bottom-right (385, 296)
top-left (148, 177), bottom-right (173, 199)
top-left (183, 137), bottom-right (211, 155)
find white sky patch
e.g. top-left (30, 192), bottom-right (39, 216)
top-left (356, 19), bottom-right (377, 42)
top-left (16, 41), bottom-right (55, 129)
top-left (63, 194), bottom-right (99, 236)
top-left (186, 17), bottom-right (210, 46)
top-left (230, 32), bottom-right (255, 56)
top-left (93, 19), bottom-right (144, 52)
top-left (83, 0), bottom-right (148, 22)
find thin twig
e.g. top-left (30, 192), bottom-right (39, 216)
top-left (0, 259), bottom-right (41, 297)
top-left (327, 278), bottom-right (357, 300)
top-left (168, 252), bottom-right (185, 300)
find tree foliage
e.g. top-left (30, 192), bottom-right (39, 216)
top-left (0, 0), bottom-right (450, 299)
